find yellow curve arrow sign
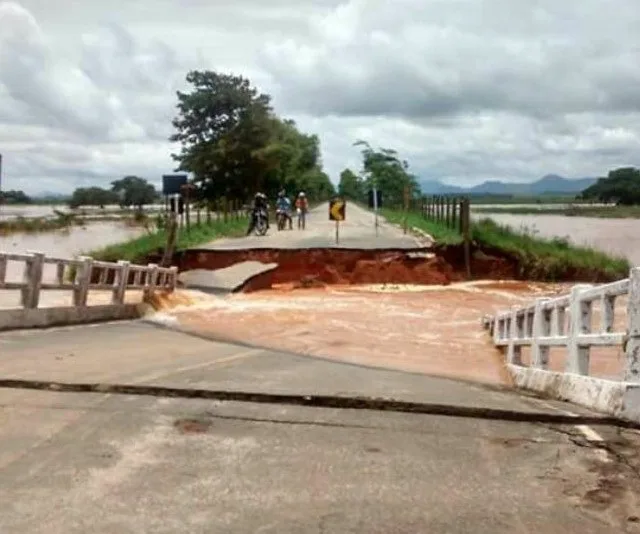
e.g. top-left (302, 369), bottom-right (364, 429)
top-left (329, 199), bottom-right (345, 221)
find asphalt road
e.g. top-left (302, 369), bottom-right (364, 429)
top-left (1, 321), bottom-right (640, 533)
top-left (200, 202), bottom-right (426, 250)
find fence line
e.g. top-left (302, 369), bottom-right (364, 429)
top-left (484, 267), bottom-right (640, 382)
top-left (0, 251), bottom-right (178, 310)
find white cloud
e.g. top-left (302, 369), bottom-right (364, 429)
top-left (1, 0), bottom-right (640, 194)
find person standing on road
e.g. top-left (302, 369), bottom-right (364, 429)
top-left (295, 192), bottom-right (308, 230)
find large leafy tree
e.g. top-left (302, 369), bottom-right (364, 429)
top-left (170, 70), bottom-right (334, 203)
top-left (354, 140), bottom-right (420, 206)
top-left (111, 176), bottom-right (157, 210)
top-left (579, 167), bottom-right (640, 205)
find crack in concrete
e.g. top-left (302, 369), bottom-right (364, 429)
top-left (1, 377), bottom-right (639, 428)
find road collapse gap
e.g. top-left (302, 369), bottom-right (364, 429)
top-left (157, 246), bottom-right (518, 293)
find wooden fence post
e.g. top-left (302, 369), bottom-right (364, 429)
top-left (460, 198), bottom-right (471, 279)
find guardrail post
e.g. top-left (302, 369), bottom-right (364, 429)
top-left (21, 251), bottom-right (44, 309)
top-left (531, 298), bottom-right (550, 369)
top-left (506, 309), bottom-right (522, 365)
top-left (566, 284), bottom-right (593, 375)
top-left (112, 260), bottom-right (130, 304)
top-left (0, 253), bottom-right (7, 284)
top-left (625, 267), bottom-right (640, 382)
top-left (73, 256), bottom-right (93, 307)
top-left (169, 266), bottom-right (178, 291)
top-left (144, 264), bottom-right (159, 299)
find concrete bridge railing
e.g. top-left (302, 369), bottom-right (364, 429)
top-left (0, 251), bottom-right (178, 331)
top-left (483, 267), bottom-right (640, 423)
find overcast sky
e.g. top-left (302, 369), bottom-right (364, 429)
top-left (1, 0), bottom-right (639, 194)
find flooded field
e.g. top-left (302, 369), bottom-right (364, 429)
top-left (0, 204), bottom-right (163, 221)
top-left (476, 212), bottom-right (640, 266)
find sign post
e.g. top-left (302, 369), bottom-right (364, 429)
top-left (329, 198), bottom-right (346, 245)
top-left (403, 184), bottom-right (410, 234)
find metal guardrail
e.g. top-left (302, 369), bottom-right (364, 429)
top-left (0, 251), bottom-right (178, 309)
top-left (483, 267), bottom-right (640, 382)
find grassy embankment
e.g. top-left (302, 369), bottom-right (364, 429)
top-left (473, 205), bottom-right (640, 218)
top-left (382, 208), bottom-right (630, 281)
top-left (84, 216), bottom-right (248, 263)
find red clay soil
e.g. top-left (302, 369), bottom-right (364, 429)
top-left (158, 247), bottom-right (516, 291)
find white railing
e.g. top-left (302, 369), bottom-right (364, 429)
top-left (0, 251), bottom-right (178, 309)
top-left (485, 267), bottom-right (640, 383)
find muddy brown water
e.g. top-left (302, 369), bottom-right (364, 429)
top-left (476, 213), bottom-right (640, 266)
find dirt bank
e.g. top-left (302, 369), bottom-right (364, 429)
top-left (142, 241), bottom-right (618, 293)
top-left (145, 245), bottom-right (515, 291)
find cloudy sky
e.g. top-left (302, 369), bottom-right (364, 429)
top-left (1, 0), bottom-right (639, 194)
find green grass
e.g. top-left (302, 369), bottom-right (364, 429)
top-left (84, 216), bottom-right (248, 263)
top-left (471, 217), bottom-right (629, 280)
top-left (473, 205), bottom-right (640, 218)
top-left (381, 208), bottom-right (629, 281)
top-left (381, 208), bottom-right (463, 245)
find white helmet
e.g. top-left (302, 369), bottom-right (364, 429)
top-left (298, 191), bottom-right (305, 197)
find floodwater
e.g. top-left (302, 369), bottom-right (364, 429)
top-left (476, 212), bottom-right (640, 266)
top-left (0, 204), bottom-right (164, 221)
top-left (0, 221), bottom-right (146, 285)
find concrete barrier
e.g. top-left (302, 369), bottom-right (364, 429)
top-left (0, 251), bottom-right (178, 331)
top-left (483, 267), bottom-right (640, 422)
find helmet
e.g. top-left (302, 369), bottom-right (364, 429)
top-left (298, 191), bottom-right (305, 197)
top-left (278, 190), bottom-right (284, 197)
top-left (254, 192), bottom-right (261, 199)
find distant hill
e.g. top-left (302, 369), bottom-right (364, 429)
top-left (420, 174), bottom-right (597, 196)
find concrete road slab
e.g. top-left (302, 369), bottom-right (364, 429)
top-left (178, 262), bottom-right (278, 293)
top-left (1, 389), bottom-right (640, 533)
top-left (200, 202), bottom-right (425, 250)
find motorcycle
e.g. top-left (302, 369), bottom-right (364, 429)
top-left (252, 207), bottom-right (269, 236)
top-left (276, 209), bottom-right (290, 231)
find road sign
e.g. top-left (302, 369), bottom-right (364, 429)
top-left (329, 198), bottom-right (346, 221)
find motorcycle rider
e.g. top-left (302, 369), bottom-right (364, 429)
top-left (246, 192), bottom-right (269, 235)
top-left (276, 190), bottom-right (293, 229)
top-left (295, 191), bottom-right (309, 229)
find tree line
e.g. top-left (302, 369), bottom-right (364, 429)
top-left (578, 167), bottom-right (640, 205)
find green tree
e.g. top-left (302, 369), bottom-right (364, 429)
top-left (170, 70), bottom-right (334, 204)
top-left (68, 187), bottom-right (119, 209)
top-left (170, 70), bottom-right (274, 202)
top-left (354, 140), bottom-right (420, 207)
top-left (579, 167), bottom-right (640, 205)
top-left (111, 176), bottom-right (157, 210)
top-left (338, 168), bottom-right (364, 201)
top-left (0, 190), bottom-right (31, 204)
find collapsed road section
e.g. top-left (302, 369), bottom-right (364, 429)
top-left (152, 245), bottom-right (518, 293)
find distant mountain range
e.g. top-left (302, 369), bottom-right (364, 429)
top-left (420, 174), bottom-right (597, 196)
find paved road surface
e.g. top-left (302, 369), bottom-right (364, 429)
top-left (1, 321), bottom-right (639, 533)
top-left (200, 202), bottom-right (425, 250)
